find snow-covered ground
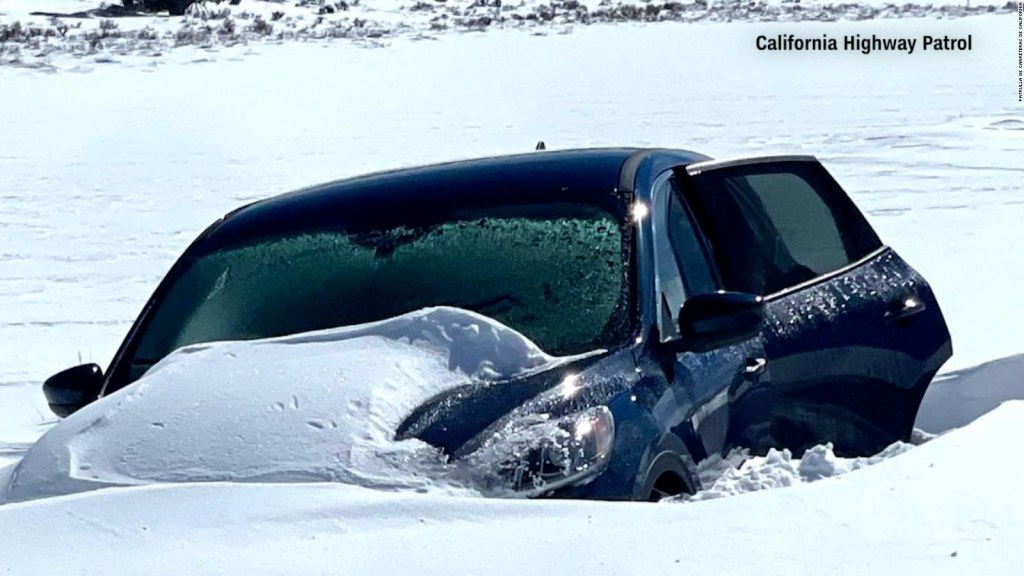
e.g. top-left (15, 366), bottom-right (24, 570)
top-left (0, 10), bottom-right (1022, 575)
top-left (0, 0), bottom-right (1014, 71)
top-left (2, 404), bottom-right (1024, 574)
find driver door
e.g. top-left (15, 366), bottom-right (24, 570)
top-left (648, 171), bottom-right (772, 460)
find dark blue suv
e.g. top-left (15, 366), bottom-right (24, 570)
top-left (43, 148), bottom-right (952, 501)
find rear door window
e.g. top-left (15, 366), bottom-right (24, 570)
top-left (682, 159), bottom-right (881, 295)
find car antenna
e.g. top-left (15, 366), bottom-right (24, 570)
top-left (535, 140), bottom-right (546, 151)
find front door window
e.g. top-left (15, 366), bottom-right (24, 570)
top-left (651, 174), bottom-right (718, 341)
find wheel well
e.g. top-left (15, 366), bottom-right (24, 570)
top-left (648, 471), bottom-right (687, 502)
top-left (635, 446), bottom-right (697, 502)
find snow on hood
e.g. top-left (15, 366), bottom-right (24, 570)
top-left (2, 307), bottom-right (586, 504)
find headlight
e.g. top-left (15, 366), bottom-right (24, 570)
top-left (475, 406), bottom-right (615, 496)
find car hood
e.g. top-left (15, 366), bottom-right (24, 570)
top-left (1, 307), bottom-right (597, 504)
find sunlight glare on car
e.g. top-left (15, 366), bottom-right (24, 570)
top-left (558, 374), bottom-right (581, 399)
top-left (574, 418), bottom-right (594, 440)
top-left (631, 201), bottom-right (649, 222)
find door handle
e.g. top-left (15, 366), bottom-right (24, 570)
top-left (743, 357), bottom-right (767, 378)
top-left (885, 295), bottom-right (927, 322)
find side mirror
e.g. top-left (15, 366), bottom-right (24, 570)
top-left (43, 364), bottom-right (104, 418)
top-left (677, 291), bottom-right (765, 352)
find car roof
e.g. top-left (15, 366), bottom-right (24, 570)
top-left (201, 148), bottom-right (709, 251)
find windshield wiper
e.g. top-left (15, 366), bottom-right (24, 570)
top-left (350, 225), bottom-right (437, 258)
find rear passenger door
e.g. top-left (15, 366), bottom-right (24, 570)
top-left (680, 156), bottom-right (952, 456)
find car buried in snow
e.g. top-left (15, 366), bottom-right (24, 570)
top-left (36, 148), bottom-right (952, 502)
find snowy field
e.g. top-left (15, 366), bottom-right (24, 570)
top-left (1, 9), bottom-right (1023, 575)
top-left (0, 0), bottom-right (1013, 69)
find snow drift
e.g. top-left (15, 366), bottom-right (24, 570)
top-left (1, 307), bottom-right (591, 504)
top-left (3, 401), bottom-right (1024, 575)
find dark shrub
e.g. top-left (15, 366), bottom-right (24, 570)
top-left (123, 0), bottom-right (197, 15)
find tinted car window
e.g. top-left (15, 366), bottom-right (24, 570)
top-left (666, 181), bottom-right (717, 296)
top-left (742, 172), bottom-right (847, 276)
top-left (685, 161), bottom-right (881, 295)
top-left (132, 203), bottom-right (627, 365)
top-left (652, 177), bottom-right (719, 341)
